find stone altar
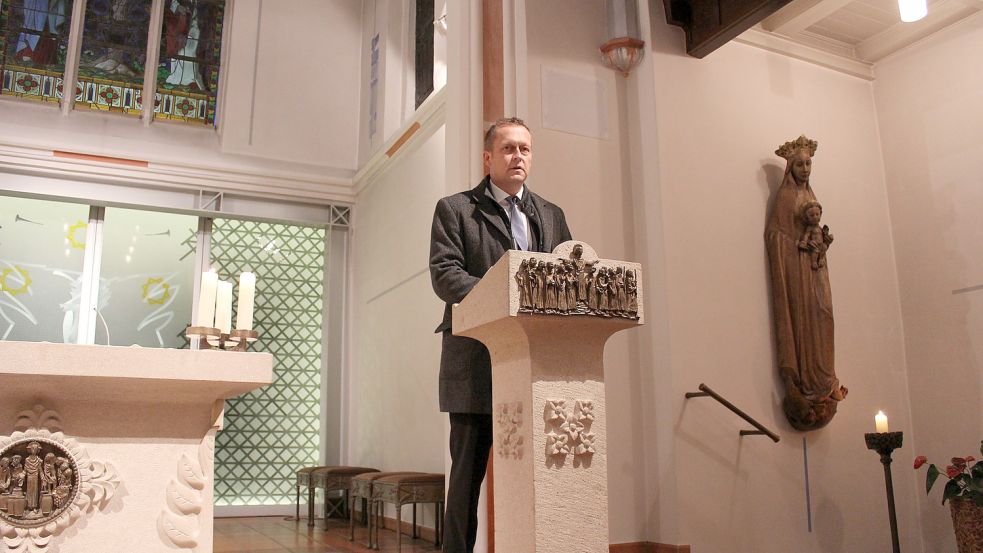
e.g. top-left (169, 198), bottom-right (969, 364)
top-left (453, 242), bottom-right (643, 553)
top-left (0, 342), bottom-right (272, 552)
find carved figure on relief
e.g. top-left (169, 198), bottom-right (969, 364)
top-left (766, 136), bottom-right (848, 431)
top-left (517, 244), bottom-right (638, 319)
top-left (23, 442), bottom-right (42, 512)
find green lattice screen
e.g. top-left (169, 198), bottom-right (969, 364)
top-left (210, 219), bottom-right (325, 505)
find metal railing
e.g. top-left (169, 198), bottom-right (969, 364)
top-left (684, 383), bottom-right (780, 442)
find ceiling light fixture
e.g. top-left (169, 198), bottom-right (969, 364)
top-left (898, 0), bottom-right (927, 22)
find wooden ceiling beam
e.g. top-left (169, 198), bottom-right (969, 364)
top-left (664, 0), bottom-right (795, 57)
top-left (760, 0), bottom-right (857, 34)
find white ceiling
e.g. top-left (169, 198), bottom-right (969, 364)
top-left (736, 0), bottom-right (982, 78)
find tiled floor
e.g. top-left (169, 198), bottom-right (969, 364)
top-left (214, 516), bottom-right (440, 553)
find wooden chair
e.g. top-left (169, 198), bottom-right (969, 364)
top-left (310, 466), bottom-right (379, 527)
top-left (293, 466), bottom-right (328, 524)
top-left (348, 471), bottom-right (423, 549)
top-left (370, 473), bottom-right (445, 552)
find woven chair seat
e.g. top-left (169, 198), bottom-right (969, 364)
top-left (349, 471), bottom-right (424, 547)
top-left (370, 473), bottom-right (445, 552)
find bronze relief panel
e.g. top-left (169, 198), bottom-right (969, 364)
top-left (0, 439), bottom-right (81, 528)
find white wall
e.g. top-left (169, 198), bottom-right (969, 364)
top-left (873, 13), bottom-right (983, 552)
top-left (637, 2), bottom-right (920, 550)
top-left (347, 122), bottom-right (447, 496)
top-left (521, 1), bottom-right (649, 544)
top-left (221, 0), bottom-right (362, 170)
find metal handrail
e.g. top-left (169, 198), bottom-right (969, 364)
top-left (685, 383), bottom-right (780, 442)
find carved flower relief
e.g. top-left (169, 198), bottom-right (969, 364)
top-left (495, 402), bottom-right (524, 460)
top-left (544, 398), bottom-right (596, 461)
top-left (546, 400), bottom-right (567, 423)
top-left (546, 432), bottom-right (570, 457)
top-left (575, 433), bottom-right (596, 456)
top-left (560, 418), bottom-right (584, 442)
top-left (575, 400), bottom-right (594, 423)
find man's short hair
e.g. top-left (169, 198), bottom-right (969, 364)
top-left (483, 117), bottom-right (530, 151)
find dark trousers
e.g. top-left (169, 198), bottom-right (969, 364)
top-left (444, 412), bottom-right (493, 553)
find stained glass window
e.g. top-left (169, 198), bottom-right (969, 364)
top-left (76, 0), bottom-right (152, 116)
top-left (155, 0), bottom-right (224, 125)
top-left (0, 0), bottom-right (75, 103)
top-left (414, 0), bottom-right (434, 109)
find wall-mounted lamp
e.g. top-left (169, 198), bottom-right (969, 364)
top-left (600, 0), bottom-right (645, 77)
top-left (898, 0), bottom-right (927, 22)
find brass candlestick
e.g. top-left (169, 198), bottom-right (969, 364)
top-left (226, 329), bottom-right (259, 351)
top-left (186, 325), bottom-right (221, 350)
top-left (865, 431), bottom-right (903, 553)
top-left (186, 326), bottom-right (259, 351)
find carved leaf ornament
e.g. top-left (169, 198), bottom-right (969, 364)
top-left (0, 421), bottom-right (120, 553)
top-left (158, 434), bottom-right (214, 549)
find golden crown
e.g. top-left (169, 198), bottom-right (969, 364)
top-left (775, 135), bottom-right (818, 159)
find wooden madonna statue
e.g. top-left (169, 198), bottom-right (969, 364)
top-left (766, 135), bottom-right (848, 431)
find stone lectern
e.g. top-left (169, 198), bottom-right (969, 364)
top-left (453, 242), bottom-right (643, 553)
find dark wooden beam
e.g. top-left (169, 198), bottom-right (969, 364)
top-left (663, 0), bottom-right (794, 58)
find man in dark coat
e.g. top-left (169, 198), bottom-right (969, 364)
top-left (429, 117), bottom-right (572, 553)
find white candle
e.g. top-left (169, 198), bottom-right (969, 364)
top-left (195, 269), bottom-right (218, 327)
top-left (875, 411), bottom-right (889, 433)
top-left (236, 272), bottom-right (256, 331)
top-left (215, 281), bottom-right (233, 334)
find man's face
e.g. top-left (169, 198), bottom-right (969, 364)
top-left (484, 125), bottom-right (532, 191)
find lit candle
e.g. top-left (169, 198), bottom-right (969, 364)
top-left (215, 281), bottom-right (233, 334)
top-left (875, 411), bottom-right (889, 433)
top-left (236, 272), bottom-right (256, 331)
top-left (195, 269), bottom-right (218, 327)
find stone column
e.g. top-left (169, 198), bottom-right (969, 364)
top-left (453, 242), bottom-right (643, 553)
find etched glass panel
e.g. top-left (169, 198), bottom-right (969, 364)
top-left (75, 0), bottom-right (151, 116)
top-left (97, 207), bottom-right (197, 347)
top-left (155, 0), bottom-right (224, 125)
top-left (210, 219), bottom-right (324, 506)
top-left (0, 196), bottom-right (88, 343)
top-left (0, 0), bottom-right (75, 104)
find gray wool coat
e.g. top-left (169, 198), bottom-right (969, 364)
top-left (429, 176), bottom-right (572, 414)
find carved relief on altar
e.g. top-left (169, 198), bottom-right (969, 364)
top-left (544, 399), bottom-right (596, 467)
top-left (0, 405), bottom-right (120, 551)
top-left (495, 402), bottom-right (524, 460)
top-left (0, 439), bottom-right (80, 528)
top-left (515, 243), bottom-right (639, 320)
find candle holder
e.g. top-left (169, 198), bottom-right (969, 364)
top-left (226, 329), bottom-right (260, 352)
top-left (865, 431), bottom-right (903, 553)
top-left (186, 325), bottom-right (222, 350)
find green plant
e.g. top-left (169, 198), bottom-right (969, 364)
top-left (914, 440), bottom-right (983, 505)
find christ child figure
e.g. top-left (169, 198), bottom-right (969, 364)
top-left (798, 201), bottom-right (833, 270)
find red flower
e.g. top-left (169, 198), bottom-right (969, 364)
top-left (913, 455), bottom-right (927, 469)
top-left (952, 457), bottom-right (967, 470)
top-left (945, 465), bottom-right (963, 479)
top-left (965, 456), bottom-right (976, 463)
